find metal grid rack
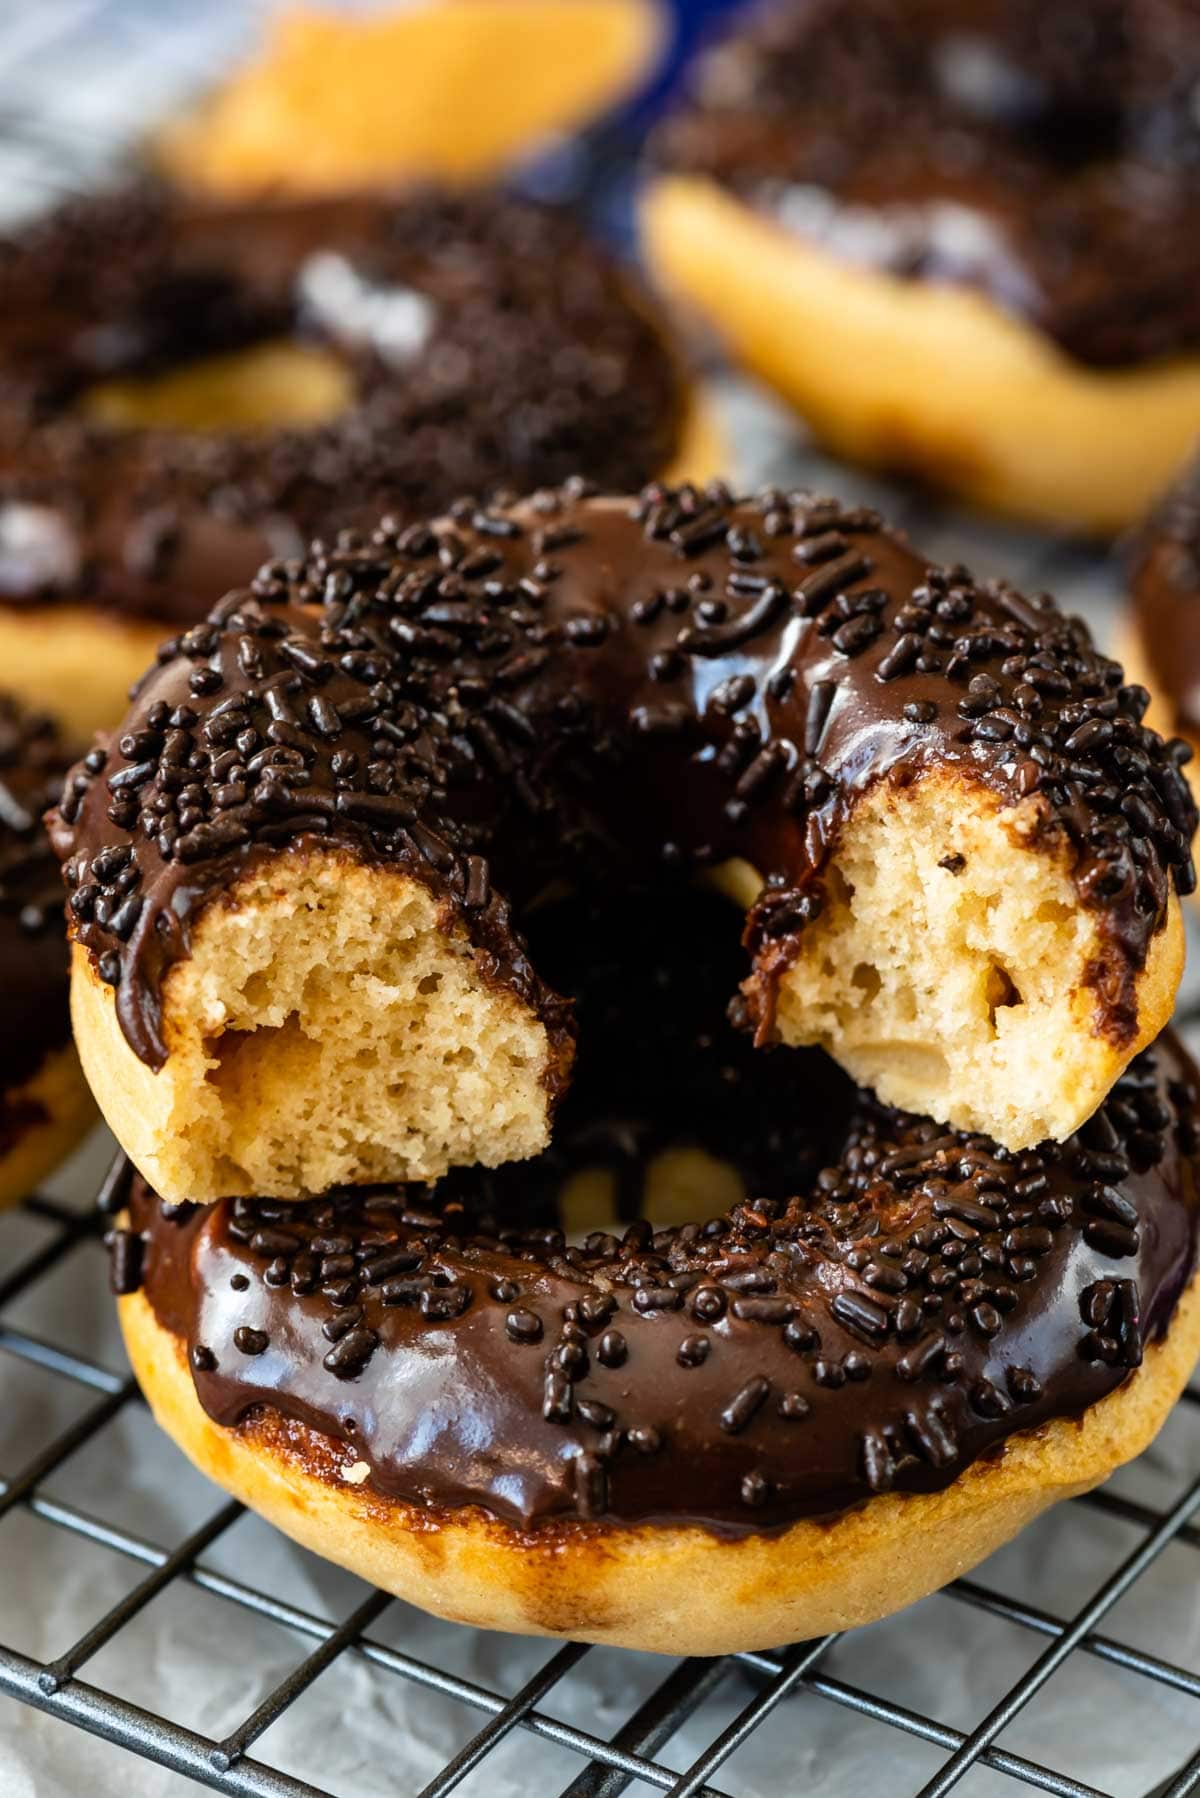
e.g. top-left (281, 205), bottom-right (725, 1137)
top-left (0, 1152), bottom-right (1198, 1797)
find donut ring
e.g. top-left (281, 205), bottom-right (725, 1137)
top-left (49, 482), bottom-right (1195, 1201)
top-left (643, 0), bottom-right (1200, 532)
top-left (157, 0), bottom-right (662, 198)
top-left (113, 1001), bottom-right (1200, 1655)
top-left (0, 695), bottom-right (94, 1209)
top-left (0, 185), bottom-right (713, 738)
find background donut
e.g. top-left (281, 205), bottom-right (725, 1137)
top-left (1125, 448), bottom-right (1200, 825)
top-left (642, 0), bottom-right (1200, 532)
top-left (0, 184), bottom-right (717, 737)
top-left (157, 0), bottom-right (663, 197)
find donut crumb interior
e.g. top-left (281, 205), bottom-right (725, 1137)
top-left (133, 850), bottom-right (557, 1201)
top-left (772, 769), bottom-right (1148, 1151)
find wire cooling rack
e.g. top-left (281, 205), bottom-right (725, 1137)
top-left (2, 1147), bottom-right (1200, 1798)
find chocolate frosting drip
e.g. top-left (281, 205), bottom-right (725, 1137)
top-left (0, 694), bottom-right (73, 1097)
top-left (50, 484), bottom-right (1196, 1071)
top-left (0, 185), bottom-right (684, 625)
top-left (655, 0), bottom-right (1200, 368)
top-left (1131, 449), bottom-right (1200, 739)
top-left (123, 967), bottom-right (1200, 1534)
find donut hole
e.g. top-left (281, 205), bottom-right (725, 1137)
top-left (80, 341), bottom-right (353, 436)
top-left (117, 848), bottom-right (565, 1202)
top-left (558, 1145), bottom-right (746, 1240)
top-left (768, 765), bottom-right (1154, 1150)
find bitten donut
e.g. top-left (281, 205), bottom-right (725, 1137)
top-left (0, 184), bottom-right (715, 738)
top-left (50, 484), bottom-right (1194, 1202)
top-left (158, 0), bottom-right (661, 197)
top-left (0, 695), bottom-right (94, 1209)
top-left (643, 0), bottom-right (1200, 532)
top-left (111, 971), bottom-right (1200, 1653)
top-left (1127, 448), bottom-right (1200, 816)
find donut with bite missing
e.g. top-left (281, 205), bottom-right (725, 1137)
top-left (157, 0), bottom-right (662, 198)
top-left (643, 0), bottom-right (1200, 533)
top-left (0, 184), bottom-right (716, 738)
top-left (49, 482), bottom-right (1194, 1202)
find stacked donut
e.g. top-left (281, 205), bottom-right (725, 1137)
top-left (49, 480), bottom-right (1200, 1653)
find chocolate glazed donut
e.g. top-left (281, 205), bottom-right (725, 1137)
top-left (51, 484), bottom-right (1195, 1201)
top-left (0, 694), bottom-right (94, 1208)
top-left (643, 0), bottom-right (1200, 530)
top-left (0, 184), bottom-right (706, 736)
top-left (112, 887), bottom-right (1200, 1650)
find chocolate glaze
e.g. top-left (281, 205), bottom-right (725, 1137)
top-left (122, 889), bottom-right (1200, 1533)
top-left (0, 185), bottom-right (684, 625)
top-left (655, 0), bottom-right (1200, 368)
top-left (1131, 449), bottom-right (1200, 739)
top-left (0, 694), bottom-right (74, 1098)
top-left (50, 484), bottom-right (1196, 1074)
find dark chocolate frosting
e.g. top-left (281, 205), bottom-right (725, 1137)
top-left (50, 483), bottom-right (1196, 1073)
top-left (0, 694), bottom-right (74, 1102)
top-left (655, 0), bottom-right (1200, 368)
top-left (0, 185), bottom-right (685, 625)
top-left (1131, 448), bottom-right (1200, 740)
top-left (119, 890), bottom-right (1200, 1533)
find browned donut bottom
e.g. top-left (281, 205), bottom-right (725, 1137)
top-left (118, 1272), bottom-right (1200, 1652)
top-left (111, 899), bottom-right (1200, 1650)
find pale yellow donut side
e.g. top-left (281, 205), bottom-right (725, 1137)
top-left (120, 1270), bottom-right (1200, 1655)
top-left (157, 1), bottom-right (664, 197)
top-left (0, 606), bottom-right (164, 744)
top-left (1118, 621), bottom-right (1200, 832)
top-left (641, 175), bottom-right (1200, 534)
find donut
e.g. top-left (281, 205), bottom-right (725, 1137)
top-left (1126, 448), bottom-right (1200, 816)
top-left (642, 0), bottom-right (1200, 533)
top-left (108, 886), bottom-right (1200, 1653)
top-left (157, 0), bottom-right (661, 198)
top-left (0, 184), bottom-right (715, 739)
top-left (0, 695), bottom-right (95, 1209)
top-left (49, 482), bottom-right (1195, 1202)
